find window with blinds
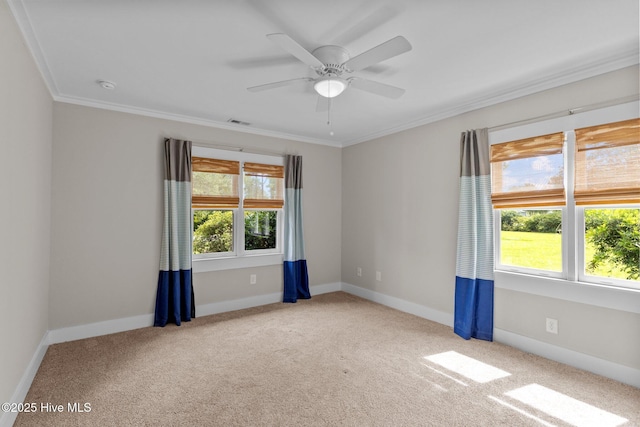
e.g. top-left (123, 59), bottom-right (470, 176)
top-left (574, 118), bottom-right (640, 205)
top-left (243, 162), bottom-right (284, 209)
top-left (490, 132), bottom-right (565, 208)
top-left (192, 157), bottom-right (240, 208)
top-left (491, 109), bottom-right (640, 288)
top-left (191, 154), bottom-right (285, 258)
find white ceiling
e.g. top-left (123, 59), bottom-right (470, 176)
top-left (8, 0), bottom-right (640, 147)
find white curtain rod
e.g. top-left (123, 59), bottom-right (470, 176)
top-left (190, 141), bottom-right (286, 157)
top-left (488, 94), bottom-right (639, 132)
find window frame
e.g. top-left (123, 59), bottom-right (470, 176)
top-left (493, 207), bottom-right (567, 280)
top-left (490, 101), bottom-right (639, 292)
top-left (192, 208), bottom-right (236, 259)
top-left (191, 147), bottom-right (284, 273)
top-left (577, 204), bottom-right (640, 288)
top-left (240, 208), bottom-right (282, 256)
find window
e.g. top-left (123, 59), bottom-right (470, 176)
top-left (581, 207), bottom-right (639, 283)
top-left (574, 118), bottom-right (639, 285)
top-left (574, 118), bottom-right (639, 206)
top-left (491, 133), bottom-right (566, 278)
top-left (491, 132), bottom-right (565, 209)
top-left (498, 208), bottom-right (563, 273)
top-left (242, 162), bottom-right (284, 252)
top-left (491, 113), bottom-right (639, 290)
top-left (191, 148), bottom-right (284, 272)
top-left (192, 157), bottom-right (240, 255)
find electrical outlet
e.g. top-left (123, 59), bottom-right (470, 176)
top-left (376, 271), bottom-right (382, 281)
top-left (250, 274), bottom-right (257, 285)
top-left (546, 318), bottom-right (558, 334)
top-left (357, 267), bottom-right (362, 277)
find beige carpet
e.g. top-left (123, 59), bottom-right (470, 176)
top-left (15, 292), bottom-right (640, 426)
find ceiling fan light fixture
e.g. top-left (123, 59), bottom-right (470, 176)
top-left (314, 76), bottom-right (347, 98)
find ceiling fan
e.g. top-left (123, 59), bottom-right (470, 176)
top-left (247, 33), bottom-right (412, 100)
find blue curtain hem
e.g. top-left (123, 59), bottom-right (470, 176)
top-left (283, 260), bottom-right (310, 303)
top-left (454, 276), bottom-right (494, 342)
top-left (472, 330), bottom-right (493, 341)
top-left (154, 269), bottom-right (194, 327)
top-left (453, 326), bottom-right (471, 340)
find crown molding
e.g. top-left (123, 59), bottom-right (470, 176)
top-left (53, 94), bottom-right (343, 148)
top-left (341, 44), bottom-right (639, 147)
top-left (7, 0), bottom-right (59, 95)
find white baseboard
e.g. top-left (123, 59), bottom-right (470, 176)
top-left (48, 313), bottom-right (155, 344)
top-left (197, 282), bottom-right (342, 317)
top-left (494, 328), bottom-right (640, 389)
top-left (0, 332), bottom-right (49, 427)
top-left (49, 282), bottom-right (343, 344)
top-left (310, 282), bottom-right (343, 295)
top-left (341, 282), bottom-right (454, 327)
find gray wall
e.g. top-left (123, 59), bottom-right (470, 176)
top-left (50, 103), bottom-right (342, 329)
top-left (342, 65), bottom-right (640, 371)
top-left (0, 0), bottom-right (52, 407)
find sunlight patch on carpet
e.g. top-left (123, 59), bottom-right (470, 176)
top-left (420, 363), bottom-right (468, 387)
top-left (505, 384), bottom-right (628, 427)
top-left (488, 395), bottom-right (556, 427)
top-left (424, 351), bottom-right (511, 383)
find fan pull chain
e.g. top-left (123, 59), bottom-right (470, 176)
top-left (327, 96), bottom-right (334, 136)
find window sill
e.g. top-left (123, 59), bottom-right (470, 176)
top-left (494, 270), bottom-right (640, 314)
top-left (193, 253), bottom-right (283, 273)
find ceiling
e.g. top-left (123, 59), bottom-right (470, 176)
top-left (8, 0), bottom-right (639, 147)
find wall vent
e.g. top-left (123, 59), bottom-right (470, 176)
top-left (227, 118), bottom-right (251, 126)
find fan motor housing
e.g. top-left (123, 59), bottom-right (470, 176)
top-left (312, 45), bottom-right (350, 75)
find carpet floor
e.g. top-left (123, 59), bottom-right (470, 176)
top-left (15, 291), bottom-right (640, 426)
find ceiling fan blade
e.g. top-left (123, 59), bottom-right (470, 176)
top-left (343, 36), bottom-right (412, 71)
top-left (348, 77), bottom-right (406, 99)
top-left (266, 33), bottom-right (325, 69)
top-left (247, 77), bottom-right (313, 92)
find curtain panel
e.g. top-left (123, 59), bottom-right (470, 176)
top-left (454, 128), bottom-right (494, 341)
top-left (283, 155), bottom-right (311, 303)
top-left (154, 138), bottom-right (195, 327)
